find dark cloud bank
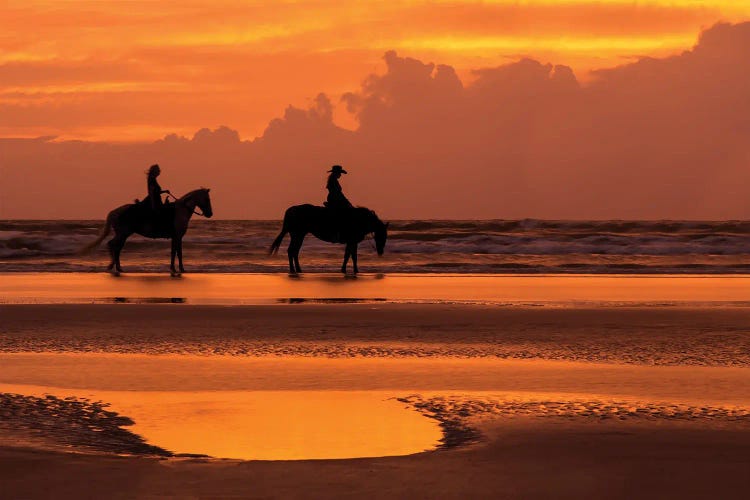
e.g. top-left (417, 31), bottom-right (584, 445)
top-left (2, 22), bottom-right (749, 219)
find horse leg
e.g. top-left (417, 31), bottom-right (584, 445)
top-left (115, 236), bottom-right (127, 273)
top-left (106, 237), bottom-right (117, 271)
top-left (108, 234), bottom-right (127, 273)
top-left (170, 238), bottom-right (179, 276)
top-left (177, 238), bottom-right (185, 274)
top-left (287, 239), bottom-right (295, 273)
top-left (292, 234), bottom-right (305, 273)
top-left (351, 243), bottom-right (359, 274)
top-left (341, 244), bottom-right (351, 274)
top-left (287, 234), bottom-right (302, 274)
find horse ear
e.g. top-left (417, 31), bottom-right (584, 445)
top-left (206, 188), bottom-right (211, 192)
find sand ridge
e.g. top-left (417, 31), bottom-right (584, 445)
top-left (0, 393), bottom-right (170, 456)
top-left (398, 394), bottom-right (750, 448)
top-left (3, 304), bottom-right (750, 366)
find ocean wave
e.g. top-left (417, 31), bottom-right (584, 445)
top-left (2, 219), bottom-right (750, 272)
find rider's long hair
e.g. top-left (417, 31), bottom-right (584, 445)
top-left (146, 164), bottom-right (160, 178)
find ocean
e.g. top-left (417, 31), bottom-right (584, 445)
top-left (1, 219), bottom-right (749, 274)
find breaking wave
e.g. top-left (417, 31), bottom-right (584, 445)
top-left (2, 219), bottom-right (750, 273)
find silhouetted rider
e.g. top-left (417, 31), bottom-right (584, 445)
top-left (325, 165), bottom-right (353, 210)
top-left (324, 165), bottom-right (353, 243)
top-left (144, 164), bottom-right (171, 212)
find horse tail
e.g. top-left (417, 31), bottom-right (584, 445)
top-left (269, 214), bottom-right (289, 256)
top-left (79, 215), bottom-right (113, 254)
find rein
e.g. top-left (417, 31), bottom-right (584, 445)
top-left (364, 232), bottom-right (376, 251)
top-left (166, 192), bottom-right (206, 217)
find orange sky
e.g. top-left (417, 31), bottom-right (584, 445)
top-left (2, 0), bottom-right (749, 142)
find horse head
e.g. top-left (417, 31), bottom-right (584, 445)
top-left (183, 188), bottom-right (213, 218)
top-left (372, 213), bottom-right (388, 256)
top-left (197, 188), bottom-right (213, 218)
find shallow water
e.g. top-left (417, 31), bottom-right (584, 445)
top-left (2, 272), bottom-right (750, 305)
top-left (0, 384), bottom-right (442, 460)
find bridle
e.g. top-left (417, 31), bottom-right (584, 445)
top-left (166, 192), bottom-right (207, 217)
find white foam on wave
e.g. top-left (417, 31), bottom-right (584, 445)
top-left (3, 220), bottom-right (750, 273)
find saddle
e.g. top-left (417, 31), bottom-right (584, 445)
top-left (134, 199), bottom-right (175, 236)
top-left (322, 205), bottom-right (354, 243)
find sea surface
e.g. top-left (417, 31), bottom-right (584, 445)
top-left (1, 219), bottom-right (750, 274)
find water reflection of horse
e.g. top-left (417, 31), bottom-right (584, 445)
top-left (270, 204), bottom-right (388, 274)
top-left (81, 188), bottom-right (213, 276)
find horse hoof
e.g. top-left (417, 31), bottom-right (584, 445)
top-left (109, 270), bottom-right (120, 277)
top-left (170, 271), bottom-right (181, 277)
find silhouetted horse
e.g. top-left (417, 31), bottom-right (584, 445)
top-left (270, 205), bottom-right (388, 274)
top-left (82, 188), bottom-right (213, 276)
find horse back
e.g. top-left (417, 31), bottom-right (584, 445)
top-left (112, 202), bottom-right (176, 239)
top-left (284, 204), bottom-right (374, 244)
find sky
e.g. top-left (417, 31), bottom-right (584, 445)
top-left (1, 1), bottom-right (750, 219)
top-left (2, 0), bottom-right (748, 141)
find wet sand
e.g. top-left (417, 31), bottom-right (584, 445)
top-left (3, 420), bottom-right (750, 499)
top-left (3, 352), bottom-right (750, 402)
top-left (3, 304), bottom-right (750, 365)
top-left (2, 277), bottom-right (750, 498)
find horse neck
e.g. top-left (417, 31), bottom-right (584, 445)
top-left (176, 192), bottom-right (198, 218)
top-left (363, 212), bottom-right (381, 233)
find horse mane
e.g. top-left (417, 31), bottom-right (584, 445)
top-left (353, 205), bottom-right (374, 216)
top-left (353, 206), bottom-right (384, 227)
top-left (352, 206), bottom-right (375, 215)
top-left (180, 187), bottom-right (210, 200)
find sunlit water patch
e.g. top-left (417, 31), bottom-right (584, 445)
top-left (0, 385), bottom-right (442, 460)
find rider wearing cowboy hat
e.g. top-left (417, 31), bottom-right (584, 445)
top-left (325, 165), bottom-right (353, 210)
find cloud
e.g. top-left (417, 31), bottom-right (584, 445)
top-left (2, 1), bottom-right (747, 142)
top-left (2, 22), bottom-right (750, 219)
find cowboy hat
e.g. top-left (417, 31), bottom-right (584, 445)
top-left (328, 165), bottom-right (347, 174)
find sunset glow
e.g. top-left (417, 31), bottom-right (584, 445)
top-left (2, 0), bottom-right (748, 141)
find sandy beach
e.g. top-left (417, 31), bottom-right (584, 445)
top-left (2, 274), bottom-right (750, 498)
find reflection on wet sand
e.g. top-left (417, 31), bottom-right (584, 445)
top-left (3, 272), bottom-right (750, 305)
top-left (0, 385), bottom-right (442, 460)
